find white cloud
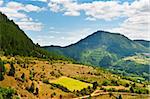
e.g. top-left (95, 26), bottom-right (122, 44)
top-left (109, 0), bottom-right (150, 40)
top-left (16, 21), bottom-right (43, 31)
top-left (85, 17), bottom-right (96, 21)
top-left (0, 0), bottom-right (3, 6)
top-left (7, 1), bottom-right (45, 12)
top-left (64, 11), bottom-right (80, 16)
top-left (0, 7), bottom-right (27, 19)
top-left (48, 0), bottom-right (149, 41)
top-left (31, 0), bottom-right (48, 2)
top-left (33, 28), bottom-right (95, 46)
top-left (48, 0), bottom-right (128, 20)
top-left (48, 0), bottom-right (81, 16)
top-left (0, 1), bottom-right (45, 31)
top-left (109, 14), bottom-right (150, 40)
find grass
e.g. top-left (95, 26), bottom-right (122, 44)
top-left (123, 56), bottom-right (150, 65)
top-left (0, 56), bottom-right (148, 98)
top-left (50, 76), bottom-right (93, 91)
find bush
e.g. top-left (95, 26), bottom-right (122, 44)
top-left (0, 60), bottom-right (6, 81)
top-left (92, 81), bottom-right (98, 90)
top-left (102, 80), bottom-right (110, 86)
top-left (111, 80), bottom-right (119, 86)
top-left (107, 88), bottom-right (117, 92)
top-left (0, 87), bottom-right (16, 99)
top-left (125, 83), bottom-right (130, 87)
top-left (51, 83), bottom-right (70, 92)
top-left (51, 92), bottom-right (56, 98)
top-left (118, 89), bottom-right (129, 92)
top-left (8, 62), bottom-right (15, 76)
top-left (29, 71), bottom-right (34, 80)
top-left (43, 79), bottom-right (50, 84)
top-left (134, 87), bottom-right (149, 94)
top-left (21, 73), bottom-right (25, 81)
top-left (28, 82), bottom-right (35, 93)
top-left (130, 87), bottom-right (134, 93)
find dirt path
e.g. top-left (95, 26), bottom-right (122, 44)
top-left (73, 90), bottom-right (150, 99)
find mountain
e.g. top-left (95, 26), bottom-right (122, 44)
top-left (134, 40), bottom-right (150, 48)
top-left (43, 31), bottom-right (149, 67)
top-left (110, 54), bottom-right (150, 80)
top-left (0, 12), bottom-right (38, 56)
top-left (0, 12), bottom-right (72, 61)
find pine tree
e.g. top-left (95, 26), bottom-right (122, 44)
top-left (29, 82), bottom-right (35, 93)
top-left (93, 81), bottom-right (98, 90)
top-left (8, 63), bottom-right (15, 76)
top-left (0, 60), bottom-right (5, 81)
top-left (21, 73), bottom-right (25, 81)
top-left (0, 72), bottom-right (4, 81)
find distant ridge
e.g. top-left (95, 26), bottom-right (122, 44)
top-left (134, 40), bottom-right (150, 48)
top-left (43, 30), bottom-right (149, 66)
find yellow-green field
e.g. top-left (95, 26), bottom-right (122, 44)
top-left (123, 55), bottom-right (150, 65)
top-left (50, 76), bottom-right (93, 91)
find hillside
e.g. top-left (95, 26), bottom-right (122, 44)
top-left (0, 56), bottom-right (149, 99)
top-left (134, 40), bottom-right (150, 48)
top-left (43, 31), bottom-right (149, 67)
top-left (0, 12), bottom-right (72, 61)
top-left (0, 12), bottom-right (37, 56)
top-left (110, 54), bottom-right (150, 80)
top-left (0, 12), bottom-right (149, 99)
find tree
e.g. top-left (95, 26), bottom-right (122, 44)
top-left (0, 73), bottom-right (4, 81)
top-left (8, 63), bottom-right (15, 76)
top-left (102, 80), bottom-right (109, 86)
top-left (93, 81), bottom-right (98, 90)
top-left (109, 92), bottom-right (113, 97)
top-left (118, 95), bottom-right (122, 99)
top-left (35, 88), bottom-right (39, 95)
top-left (59, 94), bottom-right (62, 99)
top-left (130, 87), bottom-right (134, 93)
top-left (132, 83), bottom-right (136, 87)
top-left (0, 61), bottom-right (6, 81)
top-left (111, 80), bottom-right (119, 86)
top-left (0, 87), bottom-right (16, 99)
top-left (29, 82), bottom-right (35, 93)
top-left (125, 83), bottom-right (129, 87)
top-left (21, 73), bottom-right (25, 81)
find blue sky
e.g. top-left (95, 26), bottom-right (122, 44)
top-left (0, 0), bottom-right (149, 46)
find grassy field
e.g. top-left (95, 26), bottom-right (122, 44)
top-left (123, 55), bottom-right (150, 65)
top-left (0, 56), bottom-right (149, 98)
top-left (51, 76), bottom-right (93, 91)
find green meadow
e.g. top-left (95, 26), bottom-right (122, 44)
top-left (51, 76), bottom-right (93, 92)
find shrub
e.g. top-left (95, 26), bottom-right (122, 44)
top-left (34, 88), bottom-right (39, 95)
top-left (107, 88), bottom-right (117, 92)
top-left (92, 81), bottom-right (98, 90)
top-left (125, 83), bottom-right (130, 87)
top-left (8, 62), bottom-right (15, 76)
top-left (43, 79), bottom-right (50, 84)
top-left (102, 80), bottom-right (110, 86)
top-left (0, 87), bottom-right (16, 99)
top-left (21, 73), bottom-right (25, 81)
top-left (111, 80), bottom-right (119, 86)
top-left (0, 60), bottom-right (6, 81)
top-left (134, 87), bottom-right (149, 94)
top-left (28, 82), bottom-right (35, 93)
top-left (130, 87), bottom-right (134, 93)
top-left (29, 71), bottom-right (34, 80)
top-left (51, 83), bottom-right (70, 92)
top-left (51, 92), bottom-right (56, 98)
